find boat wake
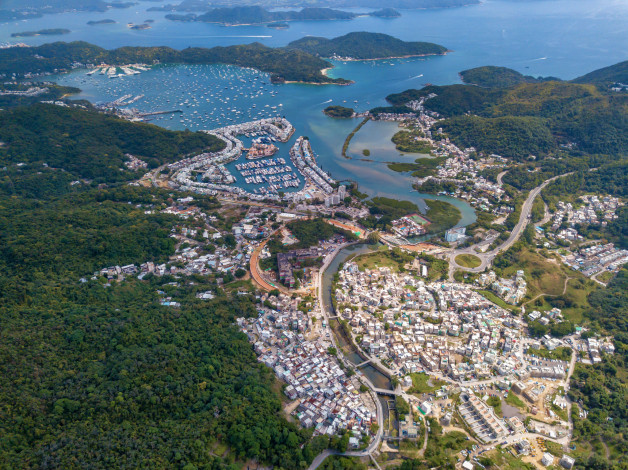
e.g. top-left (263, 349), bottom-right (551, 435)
top-left (321, 99), bottom-right (333, 104)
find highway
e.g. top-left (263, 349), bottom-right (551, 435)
top-left (449, 171), bottom-right (574, 275)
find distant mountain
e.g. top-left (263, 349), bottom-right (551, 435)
top-left (0, 0), bottom-right (136, 21)
top-left (287, 32), bottom-right (448, 60)
top-left (369, 8), bottom-right (401, 18)
top-left (572, 60), bottom-right (628, 87)
top-left (150, 0), bottom-right (478, 12)
top-left (168, 6), bottom-right (356, 25)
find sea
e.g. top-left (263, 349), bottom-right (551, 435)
top-left (4, 0), bottom-right (628, 228)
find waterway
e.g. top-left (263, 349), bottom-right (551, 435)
top-left (3, 0), bottom-right (627, 81)
top-left (321, 243), bottom-right (393, 391)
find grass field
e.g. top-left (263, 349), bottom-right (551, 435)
top-left (408, 372), bottom-right (446, 395)
top-left (526, 346), bottom-right (572, 361)
top-left (477, 289), bottom-right (520, 313)
top-left (483, 449), bottom-right (537, 470)
top-left (353, 250), bottom-right (400, 272)
top-left (455, 254), bottom-right (482, 268)
top-left (505, 392), bottom-right (526, 410)
top-left (497, 247), bottom-right (600, 323)
top-left (596, 271), bottom-right (615, 284)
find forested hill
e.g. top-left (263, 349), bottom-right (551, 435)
top-left (0, 41), bottom-right (348, 84)
top-left (0, 184), bottom-right (326, 468)
top-left (572, 59), bottom-right (628, 87)
top-left (0, 103), bottom-right (224, 188)
top-left (459, 65), bottom-right (558, 88)
top-left (173, 6), bottom-right (356, 25)
top-left (383, 63), bottom-right (628, 160)
top-left (287, 32), bottom-right (447, 60)
top-left (462, 62), bottom-right (628, 90)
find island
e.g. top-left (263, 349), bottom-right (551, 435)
top-left (369, 8), bottom-right (401, 18)
top-left (149, 0), bottom-right (479, 12)
top-left (266, 22), bottom-right (289, 29)
top-left (287, 32), bottom-right (448, 60)
top-left (87, 19), bottom-right (116, 25)
top-left (323, 105), bottom-right (355, 118)
top-left (0, 0), bottom-right (136, 21)
top-left (11, 28), bottom-right (71, 38)
top-left (166, 6), bottom-right (356, 26)
top-left (128, 23), bottom-right (151, 30)
top-left (0, 40), bottom-right (351, 85)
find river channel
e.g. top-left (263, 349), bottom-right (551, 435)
top-left (321, 243), bottom-right (393, 391)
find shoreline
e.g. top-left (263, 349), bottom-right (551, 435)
top-left (327, 51), bottom-right (451, 62)
top-left (284, 79), bottom-right (354, 86)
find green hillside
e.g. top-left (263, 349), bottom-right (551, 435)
top-left (0, 40), bottom-right (348, 84)
top-left (384, 66), bottom-right (628, 159)
top-left (459, 65), bottom-right (555, 88)
top-left (0, 104), bottom-right (224, 185)
top-left (287, 32), bottom-right (447, 59)
top-left (572, 59), bottom-right (628, 87)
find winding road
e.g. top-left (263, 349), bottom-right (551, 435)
top-left (448, 171), bottom-right (573, 277)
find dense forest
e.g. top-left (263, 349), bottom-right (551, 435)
top-left (0, 104), bottom-right (224, 184)
top-left (384, 76), bottom-right (628, 159)
top-left (0, 41), bottom-right (347, 84)
top-left (568, 268), bottom-right (628, 469)
top-left (324, 105), bottom-right (355, 118)
top-left (0, 163), bottom-right (331, 469)
top-left (287, 32), bottom-right (447, 60)
top-left (572, 59), bottom-right (628, 88)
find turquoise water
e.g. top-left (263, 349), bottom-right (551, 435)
top-left (3, 0), bottom-right (627, 80)
top-left (17, 0), bottom-right (628, 227)
top-left (54, 59), bottom-right (478, 225)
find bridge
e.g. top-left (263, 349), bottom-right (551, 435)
top-left (373, 388), bottom-right (401, 397)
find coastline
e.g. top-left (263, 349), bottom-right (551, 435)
top-left (283, 80), bottom-right (353, 86)
top-left (327, 51), bottom-right (451, 62)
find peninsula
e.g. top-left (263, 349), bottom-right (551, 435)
top-left (11, 28), bottom-right (70, 38)
top-left (287, 32), bottom-right (448, 60)
top-left (0, 40), bottom-right (350, 85)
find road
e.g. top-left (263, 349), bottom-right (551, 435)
top-left (249, 239), bottom-right (274, 291)
top-left (449, 171), bottom-right (573, 276)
